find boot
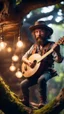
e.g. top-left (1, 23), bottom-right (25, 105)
top-left (21, 96), bottom-right (29, 107)
top-left (38, 96), bottom-right (47, 108)
top-left (38, 78), bottom-right (47, 108)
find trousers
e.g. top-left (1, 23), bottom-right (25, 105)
top-left (20, 71), bottom-right (52, 102)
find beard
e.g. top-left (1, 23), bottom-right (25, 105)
top-left (36, 36), bottom-right (45, 46)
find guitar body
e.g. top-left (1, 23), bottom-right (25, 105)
top-left (22, 54), bottom-right (43, 78)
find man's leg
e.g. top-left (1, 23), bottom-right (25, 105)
top-left (37, 71), bottom-right (51, 108)
top-left (20, 78), bottom-right (37, 107)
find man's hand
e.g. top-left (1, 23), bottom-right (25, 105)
top-left (27, 60), bottom-right (33, 67)
top-left (52, 43), bottom-right (60, 52)
top-left (22, 57), bottom-right (33, 67)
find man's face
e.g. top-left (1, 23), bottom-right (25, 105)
top-left (34, 28), bottom-right (46, 44)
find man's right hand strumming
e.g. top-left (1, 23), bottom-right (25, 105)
top-left (22, 57), bottom-right (33, 67)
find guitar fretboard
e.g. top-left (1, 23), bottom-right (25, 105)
top-left (37, 48), bottom-right (53, 63)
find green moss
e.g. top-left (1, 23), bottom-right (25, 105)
top-left (0, 76), bottom-right (28, 114)
top-left (33, 99), bottom-right (57, 114)
top-left (0, 76), bottom-right (64, 114)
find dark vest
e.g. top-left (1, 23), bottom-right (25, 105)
top-left (31, 42), bottom-right (57, 75)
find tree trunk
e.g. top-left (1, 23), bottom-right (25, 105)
top-left (0, 76), bottom-right (64, 114)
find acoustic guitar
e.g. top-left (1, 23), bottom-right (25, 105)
top-left (22, 37), bottom-right (64, 78)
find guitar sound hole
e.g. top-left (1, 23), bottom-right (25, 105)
top-left (34, 60), bottom-right (37, 63)
top-left (31, 60), bottom-right (37, 68)
top-left (24, 65), bottom-right (27, 71)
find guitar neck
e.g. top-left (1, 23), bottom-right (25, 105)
top-left (37, 48), bottom-right (53, 63)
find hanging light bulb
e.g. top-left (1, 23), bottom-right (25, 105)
top-left (0, 24), bottom-right (7, 51)
top-left (12, 54), bottom-right (19, 62)
top-left (16, 40), bottom-right (23, 48)
top-left (9, 63), bottom-right (16, 72)
top-left (0, 42), bottom-right (7, 50)
top-left (15, 68), bottom-right (22, 78)
top-left (16, 36), bottom-right (23, 48)
top-left (7, 47), bottom-right (12, 53)
top-left (0, 37), bottom-right (7, 51)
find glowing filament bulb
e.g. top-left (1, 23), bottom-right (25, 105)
top-left (16, 40), bottom-right (23, 48)
top-left (9, 63), bottom-right (16, 71)
top-left (12, 54), bottom-right (19, 62)
top-left (7, 47), bottom-right (12, 53)
top-left (15, 69), bottom-right (22, 78)
top-left (0, 41), bottom-right (7, 51)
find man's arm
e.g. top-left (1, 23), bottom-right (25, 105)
top-left (22, 45), bottom-right (34, 66)
top-left (53, 51), bottom-right (63, 63)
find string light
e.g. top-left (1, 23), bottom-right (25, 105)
top-left (9, 63), bottom-right (16, 72)
top-left (0, 37), bottom-right (7, 51)
top-left (7, 47), bottom-right (12, 53)
top-left (12, 54), bottom-right (19, 62)
top-left (16, 29), bottom-right (23, 48)
top-left (16, 36), bottom-right (23, 48)
top-left (0, 24), bottom-right (7, 51)
top-left (15, 68), bottom-right (22, 78)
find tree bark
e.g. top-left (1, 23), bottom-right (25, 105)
top-left (0, 76), bottom-right (64, 114)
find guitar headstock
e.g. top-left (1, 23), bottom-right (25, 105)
top-left (58, 36), bottom-right (64, 45)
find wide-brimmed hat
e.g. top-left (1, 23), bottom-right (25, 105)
top-left (29, 21), bottom-right (53, 36)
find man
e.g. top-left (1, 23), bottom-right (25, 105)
top-left (20, 21), bottom-right (63, 108)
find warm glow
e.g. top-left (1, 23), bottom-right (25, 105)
top-left (9, 63), bottom-right (16, 71)
top-left (16, 40), bottom-right (23, 48)
top-left (15, 69), bottom-right (22, 78)
top-left (7, 47), bottom-right (12, 52)
top-left (0, 41), bottom-right (7, 51)
top-left (12, 54), bottom-right (19, 62)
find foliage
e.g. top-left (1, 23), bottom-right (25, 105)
top-left (16, 0), bottom-right (22, 5)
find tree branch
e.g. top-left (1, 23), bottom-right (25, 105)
top-left (0, 76), bottom-right (64, 114)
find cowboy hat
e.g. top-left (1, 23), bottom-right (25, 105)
top-left (29, 21), bottom-right (53, 36)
